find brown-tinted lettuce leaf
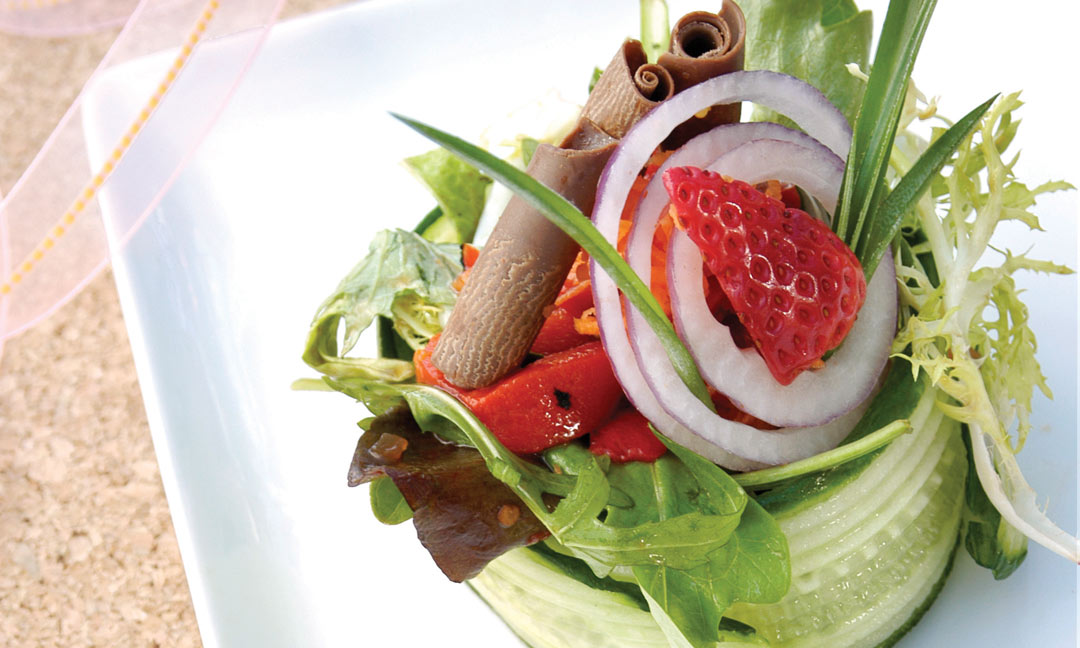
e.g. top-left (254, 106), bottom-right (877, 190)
top-left (348, 406), bottom-right (549, 582)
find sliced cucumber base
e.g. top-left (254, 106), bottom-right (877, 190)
top-left (470, 546), bottom-right (669, 648)
top-left (727, 390), bottom-right (966, 647)
top-left (470, 387), bottom-right (967, 648)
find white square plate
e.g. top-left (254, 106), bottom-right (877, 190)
top-left (83, 1), bottom-right (1077, 646)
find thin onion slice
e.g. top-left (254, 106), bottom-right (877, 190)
top-left (592, 71), bottom-right (866, 466)
top-left (969, 423), bottom-right (1079, 563)
top-left (595, 126), bottom-right (820, 469)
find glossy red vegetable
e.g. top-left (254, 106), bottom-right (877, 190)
top-left (589, 408), bottom-right (667, 463)
top-left (415, 339), bottom-right (623, 455)
top-left (530, 281), bottom-right (596, 355)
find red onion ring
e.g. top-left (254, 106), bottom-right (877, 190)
top-left (653, 138), bottom-right (896, 427)
top-left (591, 71), bottom-right (873, 466)
top-left (628, 137), bottom-right (891, 458)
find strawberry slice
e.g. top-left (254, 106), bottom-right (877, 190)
top-left (662, 166), bottom-right (867, 385)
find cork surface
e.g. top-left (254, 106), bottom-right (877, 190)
top-left (0, 2), bottom-right (343, 645)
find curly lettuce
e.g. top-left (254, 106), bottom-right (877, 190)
top-left (891, 92), bottom-right (1077, 563)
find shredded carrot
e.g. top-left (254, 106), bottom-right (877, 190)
top-left (452, 269), bottom-right (469, 292)
top-left (573, 307), bottom-right (600, 336)
top-left (566, 251), bottom-right (591, 285)
top-left (648, 210), bottom-right (677, 317)
top-left (761, 179), bottom-right (783, 201)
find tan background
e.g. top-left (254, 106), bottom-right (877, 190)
top-left (0, 1), bottom-right (345, 645)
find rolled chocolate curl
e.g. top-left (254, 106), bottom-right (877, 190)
top-left (433, 41), bottom-right (669, 389)
top-left (582, 40), bottom-right (675, 139)
top-left (431, 140), bottom-right (614, 388)
top-left (657, 0), bottom-right (746, 148)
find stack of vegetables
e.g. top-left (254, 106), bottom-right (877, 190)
top-left (298, 0), bottom-right (1077, 646)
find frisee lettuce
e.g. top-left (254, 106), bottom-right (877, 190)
top-left (891, 92), bottom-right (1078, 563)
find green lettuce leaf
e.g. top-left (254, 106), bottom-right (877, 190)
top-left (893, 93), bottom-right (1077, 563)
top-left (599, 441), bottom-right (785, 648)
top-left (320, 374), bottom-right (789, 645)
top-left (404, 148), bottom-right (491, 244)
top-left (739, 0), bottom-right (872, 125)
top-left (959, 428), bottom-right (1026, 579)
top-left (369, 476), bottom-right (413, 525)
top-left (303, 228), bottom-right (461, 378)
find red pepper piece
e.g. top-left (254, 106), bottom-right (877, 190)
top-left (780, 183), bottom-right (802, 210)
top-left (452, 244), bottom-right (482, 292)
top-left (589, 409), bottom-right (667, 463)
top-left (462, 243), bottom-right (480, 268)
top-left (416, 339), bottom-right (623, 455)
top-left (530, 281), bottom-right (596, 355)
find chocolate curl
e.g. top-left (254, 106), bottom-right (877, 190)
top-left (657, 0), bottom-right (746, 148)
top-left (431, 138), bottom-right (613, 388)
top-left (433, 40), bottom-right (669, 389)
top-left (581, 40), bottom-right (675, 140)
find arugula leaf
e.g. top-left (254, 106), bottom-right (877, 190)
top-left (599, 445), bottom-right (786, 648)
top-left (404, 148), bottom-right (491, 244)
top-left (636, 565), bottom-right (723, 648)
top-left (303, 229), bottom-right (461, 377)
top-left (331, 380), bottom-right (739, 570)
top-left (604, 458), bottom-right (745, 536)
top-left (344, 383), bottom-right (729, 571)
top-left (606, 455), bottom-right (744, 648)
top-left (322, 371), bottom-right (790, 642)
top-left (704, 499), bottom-right (790, 606)
top-left (739, 0), bottom-right (872, 125)
top-left (656, 435), bottom-right (748, 518)
top-left (634, 500), bottom-right (788, 648)
top-left (833, 0), bottom-right (936, 247)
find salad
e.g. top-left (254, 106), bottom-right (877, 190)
top-left (298, 1), bottom-right (1077, 646)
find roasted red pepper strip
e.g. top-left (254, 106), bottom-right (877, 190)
top-left (462, 243), bottom-right (480, 268)
top-left (530, 281), bottom-right (596, 355)
top-left (589, 408), bottom-right (668, 463)
top-left (415, 338), bottom-right (623, 455)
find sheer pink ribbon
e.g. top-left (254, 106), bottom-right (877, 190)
top-left (0, 0), bottom-right (137, 36)
top-left (0, 0), bottom-right (288, 363)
